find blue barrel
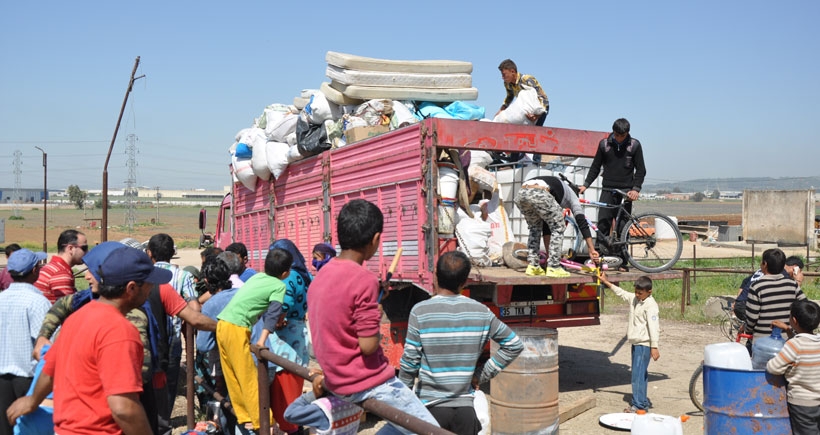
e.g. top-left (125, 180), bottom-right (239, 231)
top-left (703, 365), bottom-right (791, 434)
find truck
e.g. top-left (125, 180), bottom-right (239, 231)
top-left (212, 118), bottom-right (625, 365)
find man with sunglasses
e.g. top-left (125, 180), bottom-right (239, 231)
top-left (34, 229), bottom-right (87, 303)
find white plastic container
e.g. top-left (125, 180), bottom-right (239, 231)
top-left (438, 163), bottom-right (460, 199)
top-left (631, 413), bottom-right (683, 435)
top-left (704, 342), bottom-right (753, 370)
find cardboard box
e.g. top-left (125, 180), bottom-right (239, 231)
top-left (345, 125), bottom-right (389, 144)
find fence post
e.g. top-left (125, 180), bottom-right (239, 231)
top-left (185, 323), bottom-right (195, 430)
top-left (681, 269), bottom-right (690, 316)
top-left (254, 347), bottom-right (272, 435)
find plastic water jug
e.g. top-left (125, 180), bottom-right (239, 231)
top-left (752, 326), bottom-right (786, 370)
top-left (631, 412), bottom-right (683, 435)
top-left (704, 342), bottom-right (753, 370)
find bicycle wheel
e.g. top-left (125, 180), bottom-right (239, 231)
top-left (620, 212), bottom-right (683, 273)
top-left (689, 362), bottom-right (705, 412)
top-left (563, 216), bottom-right (583, 258)
top-left (720, 313), bottom-right (737, 341)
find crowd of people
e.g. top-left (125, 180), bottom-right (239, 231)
top-left (0, 201), bottom-right (527, 435)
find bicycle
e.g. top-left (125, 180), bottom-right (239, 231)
top-left (558, 173), bottom-right (684, 273)
top-left (688, 301), bottom-right (752, 412)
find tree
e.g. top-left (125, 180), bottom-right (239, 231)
top-left (710, 189), bottom-right (721, 199)
top-left (673, 187), bottom-right (682, 193)
top-left (692, 192), bottom-right (706, 202)
top-left (67, 185), bottom-right (87, 209)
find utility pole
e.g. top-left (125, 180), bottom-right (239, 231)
top-left (124, 134), bottom-right (138, 231)
top-left (12, 150), bottom-right (22, 218)
top-left (155, 186), bottom-right (160, 224)
top-left (102, 56), bottom-right (144, 242)
top-left (35, 146), bottom-right (47, 252)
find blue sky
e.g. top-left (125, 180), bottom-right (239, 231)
top-left (1, 1), bottom-right (818, 191)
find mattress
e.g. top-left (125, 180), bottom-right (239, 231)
top-left (326, 51), bottom-right (473, 74)
top-left (320, 82), bottom-right (363, 106)
top-left (326, 65), bottom-right (472, 89)
top-left (330, 81), bottom-right (478, 102)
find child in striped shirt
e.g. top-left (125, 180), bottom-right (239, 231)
top-left (767, 299), bottom-right (820, 435)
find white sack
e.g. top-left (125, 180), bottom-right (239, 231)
top-left (492, 87), bottom-right (544, 125)
top-left (475, 390), bottom-right (491, 435)
top-left (265, 141), bottom-right (290, 180)
top-left (286, 145), bottom-right (304, 163)
top-left (251, 140), bottom-right (272, 181)
top-left (473, 190), bottom-right (513, 260)
top-left (235, 128), bottom-right (252, 143)
top-left (231, 153), bottom-right (257, 191)
top-left (267, 113), bottom-right (299, 142)
top-left (470, 150), bottom-right (493, 169)
top-left (305, 91), bottom-right (342, 125)
top-left (455, 208), bottom-right (492, 267)
top-left (391, 100), bottom-right (418, 128)
top-left (285, 132), bottom-right (297, 147)
top-left (468, 165), bottom-right (498, 192)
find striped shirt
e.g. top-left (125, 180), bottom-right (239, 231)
top-left (398, 294), bottom-right (523, 407)
top-left (766, 333), bottom-right (820, 406)
top-left (0, 282), bottom-right (52, 377)
top-left (745, 273), bottom-right (806, 338)
top-left (34, 256), bottom-right (76, 303)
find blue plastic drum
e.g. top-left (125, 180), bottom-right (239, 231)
top-left (703, 365), bottom-right (791, 434)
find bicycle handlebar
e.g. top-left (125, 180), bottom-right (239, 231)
top-left (557, 173), bottom-right (631, 202)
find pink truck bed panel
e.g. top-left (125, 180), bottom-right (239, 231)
top-left (230, 119), bottom-right (608, 283)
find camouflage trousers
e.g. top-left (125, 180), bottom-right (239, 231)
top-left (514, 187), bottom-right (564, 268)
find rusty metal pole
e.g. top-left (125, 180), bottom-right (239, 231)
top-left (692, 244), bottom-right (697, 284)
top-left (102, 56), bottom-right (144, 241)
top-left (253, 347), bottom-right (272, 435)
top-left (35, 146), bottom-right (47, 252)
top-left (185, 323), bottom-right (195, 430)
top-left (681, 269), bottom-right (689, 316)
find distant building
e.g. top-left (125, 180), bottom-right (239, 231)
top-left (0, 188), bottom-right (50, 204)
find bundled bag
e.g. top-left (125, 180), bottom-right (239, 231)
top-left (304, 91), bottom-right (342, 125)
top-left (390, 100), bottom-right (419, 128)
top-left (266, 112), bottom-right (298, 142)
top-left (492, 87), bottom-right (544, 125)
top-left (455, 208), bottom-right (492, 267)
top-left (353, 99), bottom-right (393, 126)
top-left (296, 112), bottom-right (331, 157)
top-left (264, 141), bottom-right (290, 179)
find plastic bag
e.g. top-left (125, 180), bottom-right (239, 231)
top-left (418, 102), bottom-right (455, 119)
top-left (296, 113), bottom-right (331, 157)
top-left (445, 101), bottom-right (485, 120)
top-left (390, 100), bottom-right (419, 128)
top-left (475, 390), bottom-right (491, 435)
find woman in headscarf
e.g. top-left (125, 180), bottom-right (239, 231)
top-left (311, 242), bottom-right (336, 272)
top-left (254, 239), bottom-right (311, 435)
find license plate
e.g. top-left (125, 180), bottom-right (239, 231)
top-left (499, 305), bottom-right (536, 317)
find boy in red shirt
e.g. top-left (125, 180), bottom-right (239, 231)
top-left (307, 199), bottom-right (439, 434)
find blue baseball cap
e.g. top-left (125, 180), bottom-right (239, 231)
top-left (98, 246), bottom-right (172, 286)
top-left (82, 241), bottom-right (127, 282)
top-left (7, 249), bottom-right (48, 275)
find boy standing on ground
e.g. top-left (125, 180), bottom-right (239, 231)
top-left (767, 299), bottom-right (820, 435)
top-left (216, 248), bottom-right (291, 435)
top-left (399, 251), bottom-right (523, 434)
top-left (599, 272), bottom-right (660, 413)
top-left (308, 199), bottom-right (439, 434)
top-left (745, 248), bottom-right (806, 340)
